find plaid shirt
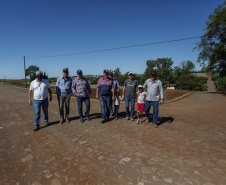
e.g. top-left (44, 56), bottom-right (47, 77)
top-left (71, 77), bottom-right (91, 97)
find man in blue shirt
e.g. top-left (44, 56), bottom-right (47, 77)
top-left (143, 71), bottom-right (164, 128)
top-left (55, 68), bottom-right (72, 124)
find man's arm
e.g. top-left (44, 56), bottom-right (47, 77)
top-left (96, 87), bottom-right (99, 100)
top-left (29, 90), bottom-right (33, 105)
top-left (159, 81), bottom-right (164, 104)
top-left (87, 79), bottom-right (92, 98)
top-left (55, 77), bottom-right (60, 95)
top-left (48, 88), bottom-right (52, 102)
top-left (121, 86), bottom-right (126, 100)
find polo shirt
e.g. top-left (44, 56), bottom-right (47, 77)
top-left (97, 77), bottom-right (115, 96)
top-left (143, 78), bottom-right (164, 101)
top-left (30, 79), bottom-right (51, 100)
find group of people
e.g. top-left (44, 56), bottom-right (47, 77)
top-left (29, 68), bottom-right (164, 131)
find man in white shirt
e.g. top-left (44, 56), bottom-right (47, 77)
top-left (29, 70), bottom-right (52, 131)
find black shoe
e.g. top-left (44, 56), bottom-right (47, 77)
top-left (34, 127), bottom-right (39, 131)
top-left (80, 119), bottom-right (84, 123)
top-left (46, 122), bottom-right (50, 126)
top-left (86, 116), bottom-right (91, 121)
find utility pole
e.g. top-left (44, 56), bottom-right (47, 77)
top-left (24, 56), bottom-right (27, 88)
top-left (4, 75), bottom-right (5, 84)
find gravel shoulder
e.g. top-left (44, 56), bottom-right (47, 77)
top-left (0, 82), bottom-right (225, 185)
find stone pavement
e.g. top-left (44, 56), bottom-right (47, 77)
top-left (0, 84), bottom-right (225, 185)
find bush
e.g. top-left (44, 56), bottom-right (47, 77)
top-left (215, 77), bottom-right (226, 92)
top-left (211, 74), bottom-right (219, 81)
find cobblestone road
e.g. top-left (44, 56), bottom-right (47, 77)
top-left (0, 79), bottom-right (225, 185)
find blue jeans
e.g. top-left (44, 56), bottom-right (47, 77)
top-left (145, 100), bottom-right (159, 125)
top-left (77, 96), bottom-right (90, 119)
top-left (114, 105), bottom-right (119, 118)
top-left (34, 98), bottom-right (48, 128)
top-left (125, 96), bottom-right (135, 118)
top-left (99, 95), bottom-right (111, 119)
top-left (109, 95), bottom-right (114, 115)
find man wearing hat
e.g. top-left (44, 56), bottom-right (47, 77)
top-left (96, 69), bottom-right (115, 123)
top-left (56, 68), bottom-right (72, 124)
top-left (143, 71), bottom-right (164, 128)
top-left (122, 72), bottom-right (138, 121)
top-left (72, 70), bottom-right (92, 123)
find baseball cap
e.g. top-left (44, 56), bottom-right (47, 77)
top-left (138, 85), bottom-right (143, 88)
top-left (103, 69), bottom-right (109, 74)
top-left (109, 72), bottom-right (113, 76)
top-left (63, 68), bottom-right (68, 72)
top-left (151, 71), bottom-right (157, 76)
top-left (77, 69), bottom-right (82, 74)
top-left (128, 72), bottom-right (133, 76)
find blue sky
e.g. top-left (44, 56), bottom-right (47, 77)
top-left (0, 0), bottom-right (225, 79)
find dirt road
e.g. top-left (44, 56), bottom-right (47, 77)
top-left (0, 81), bottom-right (225, 185)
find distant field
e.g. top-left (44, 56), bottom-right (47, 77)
top-left (190, 73), bottom-right (208, 78)
top-left (2, 80), bottom-right (195, 103)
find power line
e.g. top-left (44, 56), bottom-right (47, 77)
top-left (27, 36), bottom-right (201, 59)
top-left (10, 56), bottom-right (24, 77)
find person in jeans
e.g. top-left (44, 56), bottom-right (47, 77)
top-left (96, 69), bottom-right (115, 123)
top-left (108, 72), bottom-right (119, 117)
top-left (143, 71), bottom-right (164, 128)
top-left (122, 72), bottom-right (138, 121)
top-left (29, 70), bottom-right (52, 131)
top-left (55, 68), bottom-right (72, 124)
top-left (72, 70), bottom-right (92, 123)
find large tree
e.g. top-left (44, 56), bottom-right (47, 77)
top-left (144, 58), bottom-right (174, 83)
top-left (25, 65), bottom-right (39, 82)
top-left (194, 2), bottom-right (226, 76)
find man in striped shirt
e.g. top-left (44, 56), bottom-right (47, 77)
top-left (96, 69), bottom-right (115, 123)
top-left (72, 70), bottom-right (92, 123)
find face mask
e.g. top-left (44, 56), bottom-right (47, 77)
top-left (36, 75), bottom-right (43, 80)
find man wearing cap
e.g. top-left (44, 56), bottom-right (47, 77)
top-left (122, 72), bottom-right (138, 121)
top-left (72, 70), bottom-right (92, 123)
top-left (96, 69), bottom-right (115, 123)
top-left (56, 68), bottom-right (72, 124)
top-left (143, 71), bottom-right (164, 128)
top-left (29, 70), bottom-right (52, 131)
top-left (108, 72), bottom-right (120, 117)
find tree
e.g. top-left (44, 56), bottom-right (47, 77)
top-left (194, 2), bottom-right (226, 76)
top-left (25, 65), bottom-right (39, 82)
top-left (113, 67), bottom-right (121, 79)
top-left (144, 58), bottom-right (174, 84)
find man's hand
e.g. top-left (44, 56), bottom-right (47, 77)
top-left (49, 96), bottom-right (52, 102)
top-left (160, 99), bottom-right (164, 105)
top-left (121, 95), bottom-right (124, 100)
top-left (96, 95), bottom-right (99, 100)
top-left (29, 100), bottom-right (32, 106)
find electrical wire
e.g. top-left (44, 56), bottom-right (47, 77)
top-left (27, 36), bottom-right (201, 59)
top-left (10, 56), bottom-right (24, 77)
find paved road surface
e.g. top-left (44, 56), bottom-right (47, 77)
top-left (0, 81), bottom-right (225, 185)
